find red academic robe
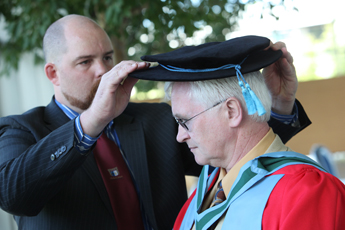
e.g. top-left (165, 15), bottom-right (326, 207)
top-left (263, 164), bottom-right (345, 230)
top-left (175, 164), bottom-right (345, 230)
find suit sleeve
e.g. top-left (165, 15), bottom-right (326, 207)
top-left (268, 99), bottom-right (311, 144)
top-left (263, 165), bottom-right (345, 230)
top-left (0, 117), bottom-right (89, 216)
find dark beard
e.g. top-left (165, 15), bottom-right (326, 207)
top-left (62, 80), bottom-right (100, 111)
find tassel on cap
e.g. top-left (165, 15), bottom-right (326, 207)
top-left (246, 83), bottom-right (266, 116)
top-left (236, 66), bottom-right (266, 116)
top-left (237, 77), bottom-right (256, 115)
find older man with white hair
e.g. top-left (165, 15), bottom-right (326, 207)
top-left (130, 35), bottom-right (345, 230)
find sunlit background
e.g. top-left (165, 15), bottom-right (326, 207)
top-left (129, 0), bottom-right (345, 101)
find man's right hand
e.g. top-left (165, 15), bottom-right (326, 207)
top-left (80, 61), bottom-right (149, 137)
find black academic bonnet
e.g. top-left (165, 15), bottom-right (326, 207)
top-left (129, 35), bottom-right (282, 81)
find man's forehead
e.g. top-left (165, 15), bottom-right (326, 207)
top-left (171, 82), bottom-right (189, 100)
top-left (171, 83), bottom-right (188, 110)
top-left (171, 83), bottom-right (201, 116)
top-left (65, 21), bottom-right (111, 45)
top-left (64, 32), bottom-right (113, 59)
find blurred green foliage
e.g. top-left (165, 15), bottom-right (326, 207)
top-left (0, 0), bottom-right (285, 92)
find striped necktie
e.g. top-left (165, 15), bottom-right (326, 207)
top-left (211, 181), bottom-right (226, 207)
top-left (208, 180), bottom-right (226, 230)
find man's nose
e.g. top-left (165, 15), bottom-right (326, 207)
top-left (95, 60), bottom-right (109, 78)
top-left (176, 125), bottom-right (190, 143)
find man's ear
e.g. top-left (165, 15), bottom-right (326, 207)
top-left (225, 97), bottom-right (243, 127)
top-left (45, 63), bottom-right (60, 86)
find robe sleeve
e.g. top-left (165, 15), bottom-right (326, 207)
top-left (263, 164), bottom-right (345, 230)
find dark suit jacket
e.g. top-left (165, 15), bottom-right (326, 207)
top-left (0, 98), bottom-right (310, 230)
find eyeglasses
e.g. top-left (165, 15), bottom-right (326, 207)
top-left (175, 99), bottom-right (227, 131)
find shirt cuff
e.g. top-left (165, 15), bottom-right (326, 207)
top-left (271, 102), bottom-right (299, 125)
top-left (74, 115), bottom-right (99, 154)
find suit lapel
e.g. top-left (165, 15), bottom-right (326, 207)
top-left (43, 97), bottom-right (114, 218)
top-left (44, 98), bottom-right (71, 131)
top-left (114, 113), bottom-right (158, 230)
top-left (82, 153), bottom-right (114, 216)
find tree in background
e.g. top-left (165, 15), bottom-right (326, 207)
top-left (0, 0), bottom-right (286, 94)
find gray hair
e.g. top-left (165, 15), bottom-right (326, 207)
top-left (165, 70), bottom-right (272, 122)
